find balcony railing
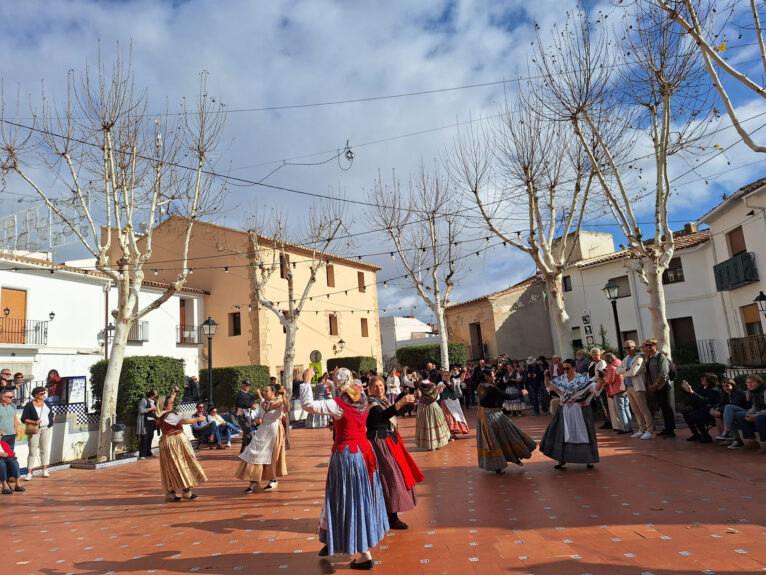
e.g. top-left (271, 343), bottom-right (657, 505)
top-left (127, 321), bottom-right (149, 343)
top-left (713, 251), bottom-right (759, 291)
top-left (728, 334), bottom-right (766, 367)
top-left (177, 324), bottom-right (203, 345)
top-left (0, 318), bottom-right (49, 345)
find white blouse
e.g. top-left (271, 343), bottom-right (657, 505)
top-left (299, 382), bottom-right (344, 420)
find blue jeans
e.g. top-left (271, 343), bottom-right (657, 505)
top-left (218, 422), bottom-right (240, 442)
top-left (614, 392), bottom-right (632, 431)
top-left (723, 404), bottom-right (748, 431)
top-left (1, 434), bottom-right (15, 451)
top-left (527, 382), bottom-right (548, 415)
top-left (0, 458), bottom-right (20, 482)
top-left (196, 422), bottom-right (221, 445)
top-left (736, 412), bottom-right (766, 440)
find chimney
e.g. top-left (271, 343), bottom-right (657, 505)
top-left (684, 222), bottom-right (698, 234)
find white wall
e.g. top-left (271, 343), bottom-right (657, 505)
top-left (380, 316), bottom-right (437, 357)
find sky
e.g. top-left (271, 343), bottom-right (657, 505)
top-left (1, 0), bottom-right (765, 321)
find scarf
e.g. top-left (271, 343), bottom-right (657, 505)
top-left (554, 372), bottom-right (596, 404)
top-left (369, 395), bottom-right (397, 430)
top-left (418, 380), bottom-right (440, 404)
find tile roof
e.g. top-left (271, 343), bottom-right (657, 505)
top-left (447, 275), bottom-right (542, 310)
top-left (697, 176), bottom-right (766, 223)
top-left (0, 251), bottom-right (209, 295)
top-left (574, 229), bottom-right (711, 269)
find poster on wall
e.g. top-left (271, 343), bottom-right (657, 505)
top-left (65, 376), bottom-right (87, 404)
top-left (586, 335), bottom-right (595, 346)
top-left (582, 313), bottom-right (591, 325)
top-left (309, 362), bottom-right (322, 383)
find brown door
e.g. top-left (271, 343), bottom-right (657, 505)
top-left (669, 316), bottom-right (697, 360)
top-left (469, 322), bottom-right (484, 361)
top-left (0, 288), bottom-right (27, 344)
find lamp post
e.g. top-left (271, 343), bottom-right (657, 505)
top-left (201, 317), bottom-right (218, 404)
top-left (602, 280), bottom-right (623, 352)
top-left (755, 291), bottom-right (766, 318)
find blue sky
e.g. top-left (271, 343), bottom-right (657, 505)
top-left (1, 0), bottom-right (765, 319)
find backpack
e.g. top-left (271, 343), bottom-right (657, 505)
top-left (667, 358), bottom-right (677, 382)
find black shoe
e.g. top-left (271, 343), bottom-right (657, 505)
top-left (686, 435), bottom-right (702, 442)
top-left (700, 435), bottom-right (713, 444)
top-left (318, 544), bottom-right (329, 557)
top-left (599, 422), bottom-right (613, 430)
top-left (390, 519), bottom-right (409, 530)
top-left (13, 485), bottom-right (25, 492)
top-left (616, 430), bottom-right (631, 435)
top-left (586, 464), bottom-right (594, 470)
top-left (244, 486), bottom-right (254, 494)
top-left (662, 432), bottom-right (676, 439)
top-left (554, 463), bottom-right (567, 470)
top-left (350, 559), bottom-right (374, 570)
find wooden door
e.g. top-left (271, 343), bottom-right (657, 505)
top-left (0, 288), bottom-right (27, 344)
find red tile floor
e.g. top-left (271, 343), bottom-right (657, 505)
top-left (3, 412), bottom-right (765, 575)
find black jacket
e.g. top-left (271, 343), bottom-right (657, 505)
top-left (235, 390), bottom-right (253, 410)
top-left (687, 384), bottom-right (721, 412)
top-left (21, 401), bottom-right (55, 428)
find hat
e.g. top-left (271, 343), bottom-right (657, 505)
top-left (526, 356), bottom-right (536, 365)
top-left (242, 380), bottom-right (252, 387)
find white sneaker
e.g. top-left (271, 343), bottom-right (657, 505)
top-left (263, 480), bottom-right (278, 490)
top-left (42, 470), bottom-right (50, 478)
top-left (640, 431), bottom-right (655, 440)
top-left (631, 431), bottom-right (643, 438)
top-left (227, 441), bottom-right (231, 448)
top-left (23, 473), bottom-right (32, 481)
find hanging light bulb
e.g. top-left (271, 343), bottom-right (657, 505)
top-left (153, 269), bottom-right (158, 276)
top-left (383, 281), bottom-right (387, 288)
top-left (475, 251), bottom-right (480, 258)
top-left (224, 266), bottom-right (229, 272)
top-left (390, 252), bottom-right (395, 261)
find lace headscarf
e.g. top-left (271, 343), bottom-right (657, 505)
top-left (334, 367), bottom-right (367, 414)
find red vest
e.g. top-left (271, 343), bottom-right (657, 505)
top-left (332, 397), bottom-right (377, 482)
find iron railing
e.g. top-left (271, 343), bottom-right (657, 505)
top-left (696, 338), bottom-right (718, 364)
top-left (177, 324), bottom-right (203, 344)
top-left (127, 321), bottom-right (149, 343)
top-left (728, 334), bottom-right (766, 367)
top-left (0, 318), bottom-right (49, 345)
top-left (713, 251), bottom-right (759, 291)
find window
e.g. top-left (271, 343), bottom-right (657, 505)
top-left (280, 254), bottom-right (290, 279)
top-left (229, 312), bottom-right (241, 337)
top-left (742, 304), bottom-right (764, 336)
top-left (609, 275), bottom-right (631, 298)
top-left (563, 275), bottom-right (572, 292)
top-left (329, 314), bottom-right (339, 336)
top-left (357, 271), bottom-right (366, 293)
top-left (727, 226), bottom-right (746, 256)
top-left (571, 326), bottom-right (582, 350)
top-left (326, 264), bottom-right (335, 287)
top-left (662, 257), bottom-right (685, 284)
top-left (361, 317), bottom-right (369, 338)
top-left (622, 330), bottom-right (639, 345)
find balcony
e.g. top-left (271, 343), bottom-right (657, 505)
top-left (713, 251), bottom-right (759, 291)
top-left (728, 334), bottom-right (766, 367)
top-left (0, 318), bottom-right (49, 346)
top-left (177, 324), bottom-right (203, 345)
top-left (127, 321), bottom-right (149, 343)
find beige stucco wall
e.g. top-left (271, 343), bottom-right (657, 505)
top-left (445, 300), bottom-right (497, 361)
top-left (491, 282), bottom-right (554, 359)
top-left (108, 217), bottom-right (382, 377)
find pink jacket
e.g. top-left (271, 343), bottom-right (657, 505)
top-left (604, 359), bottom-right (625, 397)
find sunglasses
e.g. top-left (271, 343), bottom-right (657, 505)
top-left (562, 366), bottom-right (572, 371)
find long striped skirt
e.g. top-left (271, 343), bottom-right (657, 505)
top-left (319, 446), bottom-right (389, 556)
top-left (476, 407), bottom-right (536, 472)
top-left (159, 433), bottom-right (208, 492)
top-left (415, 402), bottom-right (450, 450)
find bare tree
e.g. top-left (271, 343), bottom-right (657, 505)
top-left (656, 0), bottom-right (766, 152)
top-left (532, 6), bottom-right (710, 354)
top-left (449, 99), bottom-right (595, 356)
top-left (245, 203), bottom-right (346, 403)
top-left (371, 163), bottom-right (460, 369)
top-left (0, 53), bottom-right (227, 460)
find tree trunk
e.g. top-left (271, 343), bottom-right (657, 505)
top-left (644, 262), bottom-right (672, 358)
top-left (95, 320), bottom-right (130, 462)
top-left (282, 322), bottom-right (297, 449)
top-left (433, 305), bottom-right (450, 370)
top-left (545, 275), bottom-right (571, 357)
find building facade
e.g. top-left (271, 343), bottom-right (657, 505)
top-left (379, 315), bottom-right (439, 359)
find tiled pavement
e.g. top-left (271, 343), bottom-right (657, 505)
top-left (3, 412), bottom-right (765, 575)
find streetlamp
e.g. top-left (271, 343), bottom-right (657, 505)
top-left (201, 317), bottom-right (218, 404)
top-left (602, 280), bottom-right (623, 351)
top-left (754, 291), bottom-right (766, 317)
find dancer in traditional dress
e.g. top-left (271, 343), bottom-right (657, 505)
top-left (306, 374), bottom-right (333, 429)
top-left (476, 369), bottom-right (536, 473)
top-left (236, 384), bottom-right (289, 493)
top-left (366, 375), bottom-right (422, 530)
top-left (539, 359), bottom-right (600, 470)
top-left (299, 367), bottom-right (389, 570)
top-left (414, 370), bottom-right (450, 451)
top-left (441, 369), bottom-right (469, 440)
top-left (155, 389), bottom-right (208, 502)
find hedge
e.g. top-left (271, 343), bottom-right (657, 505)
top-left (326, 356), bottom-right (378, 374)
top-left (199, 365), bottom-right (271, 408)
top-left (673, 363), bottom-right (727, 408)
top-left (90, 356), bottom-right (186, 424)
top-left (395, 342), bottom-right (467, 369)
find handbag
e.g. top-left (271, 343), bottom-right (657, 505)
top-left (25, 422), bottom-right (40, 435)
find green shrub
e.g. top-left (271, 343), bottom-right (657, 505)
top-left (732, 371), bottom-right (766, 389)
top-left (90, 356), bottom-right (186, 424)
top-left (199, 365), bottom-right (271, 408)
top-left (673, 363), bottom-right (727, 408)
top-left (395, 342), bottom-right (467, 369)
top-left (326, 356), bottom-right (378, 374)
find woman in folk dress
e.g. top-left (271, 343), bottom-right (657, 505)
top-left (299, 367), bottom-right (390, 570)
top-left (441, 369), bottom-right (469, 440)
top-left (155, 390), bottom-right (208, 502)
top-left (414, 369), bottom-right (450, 451)
top-left (236, 384), bottom-right (289, 492)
